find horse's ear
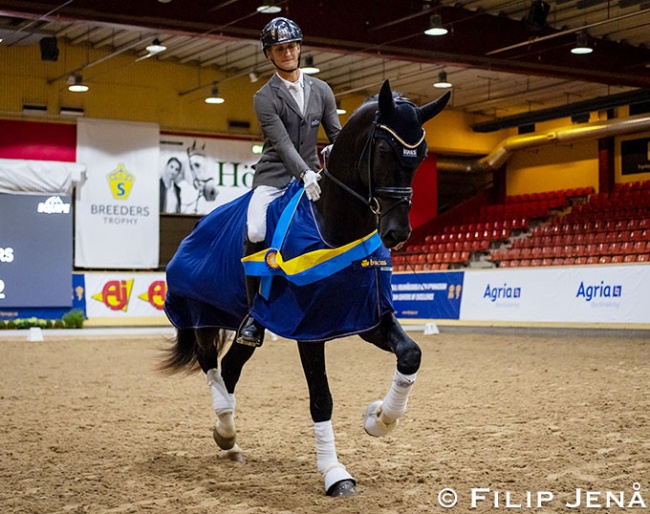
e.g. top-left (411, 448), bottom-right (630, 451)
top-left (378, 80), bottom-right (395, 118)
top-left (418, 91), bottom-right (451, 123)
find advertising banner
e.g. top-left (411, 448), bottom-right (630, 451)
top-left (460, 265), bottom-right (650, 324)
top-left (84, 272), bottom-right (168, 321)
top-left (391, 271), bottom-right (464, 320)
top-left (159, 134), bottom-right (258, 215)
top-left (0, 193), bottom-right (72, 309)
top-left (75, 119), bottom-right (160, 269)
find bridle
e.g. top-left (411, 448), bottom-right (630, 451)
top-left (322, 108), bottom-right (426, 220)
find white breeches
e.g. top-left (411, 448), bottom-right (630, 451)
top-left (246, 185), bottom-right (287, 243)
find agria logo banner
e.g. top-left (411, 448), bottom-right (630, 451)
top-left (85, 273), bottom-right (169, 319)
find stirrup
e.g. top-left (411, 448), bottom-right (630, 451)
top-left (236, 315), bottom-right (265, 347)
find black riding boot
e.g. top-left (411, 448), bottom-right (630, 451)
top-left (236, 241), bottom-right (266, 347)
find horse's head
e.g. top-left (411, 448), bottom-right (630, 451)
top-left (187, 142), bottom-right (218, 202)
top-left (328, 80), bottom-right (450, 250)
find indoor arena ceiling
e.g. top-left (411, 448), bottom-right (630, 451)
top-left (1, 0), bottom-right (650, 129)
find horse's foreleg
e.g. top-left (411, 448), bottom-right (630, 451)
top-left (298, 341), bottom-right (356, 497)
top-left (360, 313), bottom-right (421, 437)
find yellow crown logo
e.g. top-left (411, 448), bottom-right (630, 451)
top-left (107, 163), bottom-right (135, 200)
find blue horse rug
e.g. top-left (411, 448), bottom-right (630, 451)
top-left (164, 181), bottom-right (394, 342)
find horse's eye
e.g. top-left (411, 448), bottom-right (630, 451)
top-left (377, 141), bottom-right (392, 156)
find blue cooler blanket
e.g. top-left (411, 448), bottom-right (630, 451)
top-left (164, 181), bottom-right (394, 342)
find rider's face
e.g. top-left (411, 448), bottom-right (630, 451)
top-left (268, 42), bottom-right (300, 70)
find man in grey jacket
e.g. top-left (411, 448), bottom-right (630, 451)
top-left (237, 17), bottom-right (341, 346)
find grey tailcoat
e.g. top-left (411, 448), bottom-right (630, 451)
top-left (252, 73), bottom-right (341, 189)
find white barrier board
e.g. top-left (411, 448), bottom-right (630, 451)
top-left (460, 265), bottom-right (650, 324)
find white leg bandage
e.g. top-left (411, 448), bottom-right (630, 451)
top-left (206, 368), bottom-right (235, 415)
top-left (380, 370), bottom-right (417, 423)
top-left (313, 420), bottom-right (354, 494)
top-left (314, 420), bottom-right (340, 474)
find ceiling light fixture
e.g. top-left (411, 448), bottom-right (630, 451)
top-left (433, 71), bottom-right (452, 89)
top-left (302, 55), bottom-right (320, 75)
top-left (424, 14), bottom-right (448, 36)
top-left (205, 83), bottom-right (225, 104)
top-left (249, 71), bottom-right (260, 83)
top-left (336, 100), bottom-right (346, 115)
top-left (571, 32), bottom-right (593, 55)
top-left (146, 38), bottom-right (167, 54)
top-left (68, 74), bottom-right (89, 93)
top-left (256, 1), bottom-right (282, 14)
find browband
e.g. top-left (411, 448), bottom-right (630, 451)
top-left (377, 124), bottom-right (426, 149)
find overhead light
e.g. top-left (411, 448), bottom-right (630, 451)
top-left (424, 14), bottom-right (448, 36)
top-left (256, 2), bottom-right (282, 13)
top-left (252, 144), bottom-right (263, 154)
top-left (302, 55), bottom-right (320, 75)
top-left (336, 100), bottom-right (346, 115)
top-left (68, 74), bottom-right (89, 93)
top-left (146, 38), bottom-right (167, 54)
top-left (249, 71), bottom-right (260, 83)
top-left (571, 32), bottom-right (593, 55)
top-left (205, 84), bottom-right (225, 104)
top-left (158, 0), bottom-right (172, 3)
top-left (433, 71), bottom-right (452, 88)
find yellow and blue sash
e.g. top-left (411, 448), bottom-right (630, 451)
top-left (242, 187), bottom-right (382, 299)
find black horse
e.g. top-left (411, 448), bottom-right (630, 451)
top-left (161, 80), bottom-right (450, 496)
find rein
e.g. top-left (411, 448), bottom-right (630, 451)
top-left (322, 110), bottom-right (425, 219)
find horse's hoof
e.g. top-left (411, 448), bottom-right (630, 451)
top-left (221, 443), bottom-right (245, 463)
top-left (213, 425), bottom-right (236, 450)
top-left (363, 400), bottom-right (398, 437)
top-left (327, 479), bottom-right (357, 497)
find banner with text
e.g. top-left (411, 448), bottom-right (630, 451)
top-left (75, 119), bottom-right (160, 268)
top-left (391, 271), bottom-right (464, 320)
top-left (460, 265), bottom-right (650, 324)
top-left (159, 134), bottom-right (258, 215)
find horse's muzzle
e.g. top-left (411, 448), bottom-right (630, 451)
top-left (379, 223), bottom-right (411, 251)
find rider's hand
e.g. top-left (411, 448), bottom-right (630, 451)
top-left (320, 144), bottom-right (333, 161)
top-left (302, 169), bottom-right (321, 202)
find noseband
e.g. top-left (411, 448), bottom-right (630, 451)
top-left (322, 110), bottom-right (426, 220)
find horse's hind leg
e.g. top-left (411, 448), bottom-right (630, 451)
top-left (298, 341), bottom-right (356, 497)
top-left (359, 313), bottom-right (421, 437)
top-left (195, 328), bottom-right (254, 453)
top-left (212, 339), bottom-right (256, 454)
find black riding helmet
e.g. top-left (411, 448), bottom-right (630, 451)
top-left (260, 17), bottom-right (303, 56)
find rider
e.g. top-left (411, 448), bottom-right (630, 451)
top-left (236, 16), bottom-right (341, 346)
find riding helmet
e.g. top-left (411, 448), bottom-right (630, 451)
top-left (260, 17), bottom-right (303, 54)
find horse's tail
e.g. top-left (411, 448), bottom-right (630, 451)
top-left (157, 327), bottom-right (229, 375)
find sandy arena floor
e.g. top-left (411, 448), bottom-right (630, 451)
top-left (1, 328), bottom-right (648, 514)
